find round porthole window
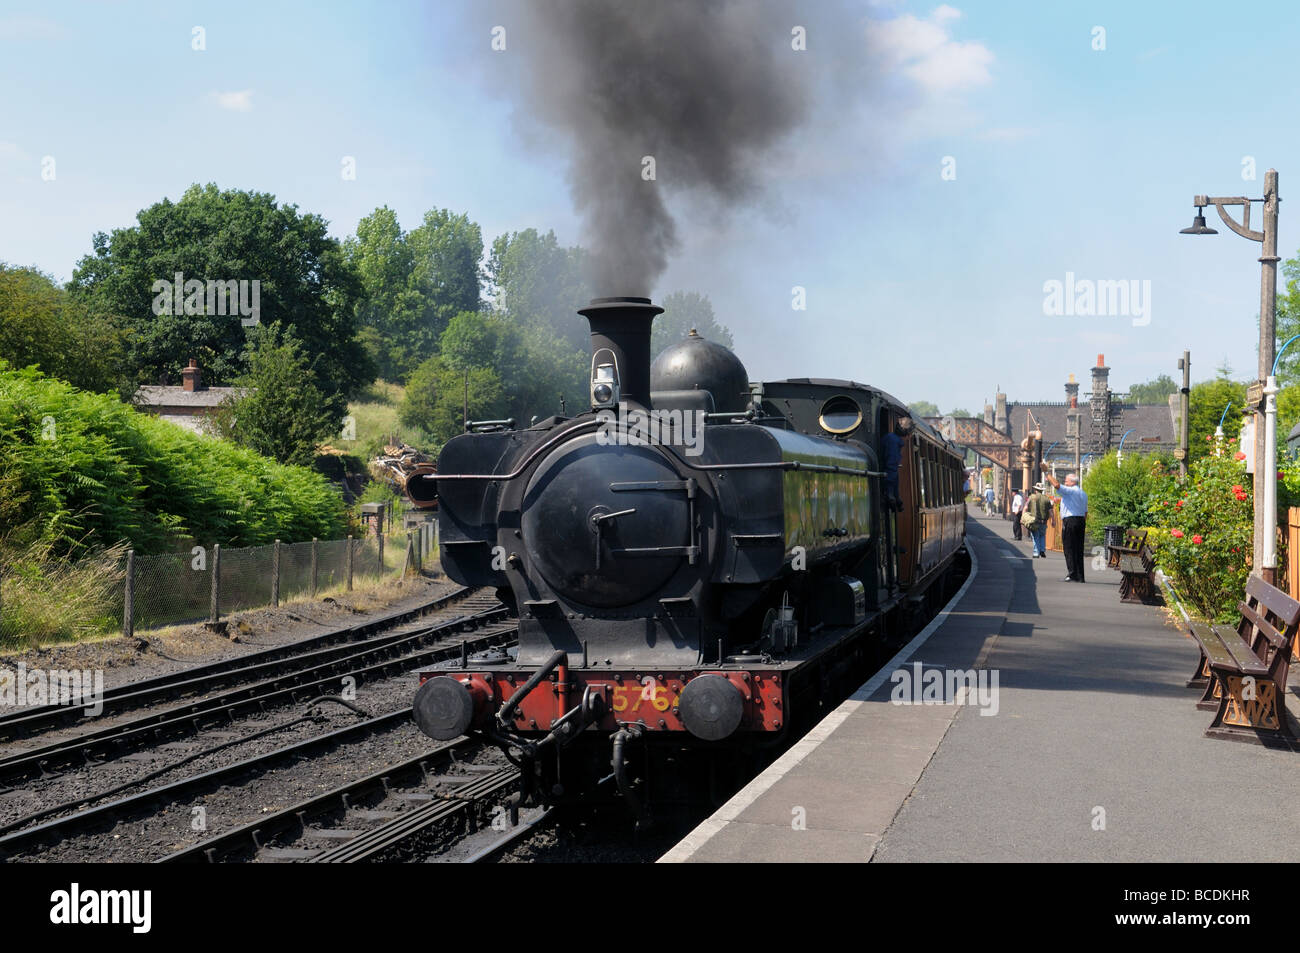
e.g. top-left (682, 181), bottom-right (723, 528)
top-left (818, 395), bottom-right (862, 435)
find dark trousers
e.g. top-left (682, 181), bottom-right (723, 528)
top-left (1011, 511), bottom-right (1023, 539)
top-left (1062, 516), bottom-right (1087, 581)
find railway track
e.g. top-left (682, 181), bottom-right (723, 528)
top-left (0, 631), bottom-right (520, 860)
top-left (0, 585), bottom-right (490, 743)
top-left (0, 601), bottom-right (511, 785)
top-left (158, 737), bottom-right (520, 863)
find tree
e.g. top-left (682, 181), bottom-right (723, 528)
top-left (0, 264), bottom-right (127, 394)
top-left (211, 325), bottom-right (345, 467)
top-left (1188, 373), bottom-right (1248, 462)
top-left (399, 355), bottom-right (504, 444)
top-left (1127, 374), bottom-right (1178, 404)
top-left (651, 291), bottom-right (733, 354)
top-left (69, 183), bottom-right (370, 399)
top-left (345, 206), bottom-right (485, 382)
top-left (947, 407), bottom-right (974, 419)
top-left (487, 229), bottom-right (591, 351)
top-left (907, 400), bottom-right (941, 419)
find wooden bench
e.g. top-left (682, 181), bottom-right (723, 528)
top-left (1106, 528), bottom-right (1148, 569)
top-left (1185, 575), bottom-right (1300, 746)
top-left (1117, 545), bottom-right (1163, 605)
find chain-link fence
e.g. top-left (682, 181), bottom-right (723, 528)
top-left (1, 523), bottom-right (442, 646)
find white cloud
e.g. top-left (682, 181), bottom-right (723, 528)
top-left (868, 5), bottom-right (993, 94)
top-left (212, 89), bottom-right (254, 112)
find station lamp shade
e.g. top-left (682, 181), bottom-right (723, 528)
top-left (1180, 205), bottom-right (1218, 235)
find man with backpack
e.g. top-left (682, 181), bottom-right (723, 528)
top-left (1022, 483), bottom-right (1052, 558)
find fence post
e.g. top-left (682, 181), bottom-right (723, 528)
top-left (311, 537), bottom-right (319, 597)
top-left (123, 549), bottom-right (135, 639)
top-left (378, 532), bottom-right (385, 576)
top-left (271, 539), bottom-right (281, 608)
top-left (401, 531), bottom-right (413, 582)
top-left (210, 543), bottom-right (221, 623)
top-left (346, 535), bottom-right (354, 591)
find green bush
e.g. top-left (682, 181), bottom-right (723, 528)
top-left (1148, 449), bottom-right (1253, 622)
top-left (0, 363), bottom-right (348, 557)
top-left (1079, 450), bottom-right (1170, 543)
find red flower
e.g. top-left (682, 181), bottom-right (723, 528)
top-left (1206, 435), bottom-right (1213, 441)
top-left (1232, 485), bottom-right (1243, 493)
top-left (1175, 500), bottom-right (1184, 509)
top-left (1171, 529), bottom-right (1184, 538)
top-left (1235, 451), bottom-right (1247, 461)
top-left (1279, 470), bottom-right (1286, 480)
top-left (1193, 535), bottom-right (1203, 544)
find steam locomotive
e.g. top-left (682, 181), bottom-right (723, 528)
top-left (413, 297), bottom-right (966, 814)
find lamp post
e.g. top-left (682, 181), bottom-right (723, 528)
top-left (1117, 428), bottom-right (1135, 464)
top-left (1177, 351), bottom-right (1190, 479)
top-left (1180, 169), bottom-right (1281, 581)
top-left (1263, 334), bottom-right (1300, 574)
top-left (1214, 401), bottom-right (1233, 442)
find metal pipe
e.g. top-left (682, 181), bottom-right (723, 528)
top-left (1265, 374), bottom-right (1279, 570)
top-left (612, 726), bottom-right (647, 827)
top-left (497, 650), bottom-right (567, 728)
top-left (1117, 428), bottom-right (1135, 464)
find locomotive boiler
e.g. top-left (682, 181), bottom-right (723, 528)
top-left (413, 296), bottom-right (965, 812)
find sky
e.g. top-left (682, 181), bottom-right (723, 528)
top-left (1, 0), bottom-right (1298, 414)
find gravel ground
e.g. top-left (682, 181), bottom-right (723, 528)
top-left (0, 575), bottom-right (459, 693)
top-left (7, 677), bottom-right (513, 862)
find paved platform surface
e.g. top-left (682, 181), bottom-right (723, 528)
top-left (661, 511), bottom-right (1300, 863)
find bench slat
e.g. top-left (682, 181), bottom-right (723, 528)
top-left (1244, 575), bottom-right (1300, 626)
top-left (1187, 621), bottom-right (1269, 675)
top-left (1237, 600), bottom-right (1287, 649)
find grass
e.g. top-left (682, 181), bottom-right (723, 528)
top-left (0, 540), bottom-right (129, 649)
top-left (334, 379), bottom-right (437, 458)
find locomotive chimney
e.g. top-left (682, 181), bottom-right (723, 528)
top-left (578, 296), bottom-right (663, 408)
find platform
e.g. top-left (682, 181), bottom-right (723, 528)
top-left (661, 510), bottom-right (1300, 863)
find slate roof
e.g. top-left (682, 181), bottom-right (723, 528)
top-left (134, 385), bottom-right (242, 409)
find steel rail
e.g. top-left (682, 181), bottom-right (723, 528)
top-left (0, 612), bottom-right (512, 784)
top-left (308, 768), bottom-right (520, 863)
top-left (0, 587), bottom-right (486, 741)
top-left (158, 738), bottom-right (477, 863)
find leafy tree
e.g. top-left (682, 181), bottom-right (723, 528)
top-left (399, 355), bottom-right (504, 444)
top-left (211, 325), bottom-right (345, 467)
top-left (1127, 374), bottom-right (1178, 404)
top-left (906, 400), bottom-right (941, 419)
top-left (1188, 374), bottom-right (1247, 461)
top-left (0, 264), bottom-right (127, 394)
top-left (345, 206), bottom-right (484, 382)
top-left (947, 407), bottom-right (973, 419)
top-left (487, 229), bottom-right (591, 351)
top-left (69, 183), bottom-right (370, 399)
top-left (651, 291), bottom-right (733, 354)
top-left (1079, 450), bottom-right (1169, 542)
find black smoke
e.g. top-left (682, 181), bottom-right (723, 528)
top-left (510, 1), bottom-right (811, 293)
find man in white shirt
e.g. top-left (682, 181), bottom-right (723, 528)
top-left (1010, 490), bottom-right (1025, 540)
top-left (1041, 463), bottom-right (1088, 582)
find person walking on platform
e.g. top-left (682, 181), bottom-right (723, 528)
top-left (1041, 463), bottom-right (1087, 582)
top-left (983, 485), bottom-right (995, 515)
top-left (1010, 489), bottom-right (1025, 540)
top-left (1023, 483), bottom-right (1051, 557)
